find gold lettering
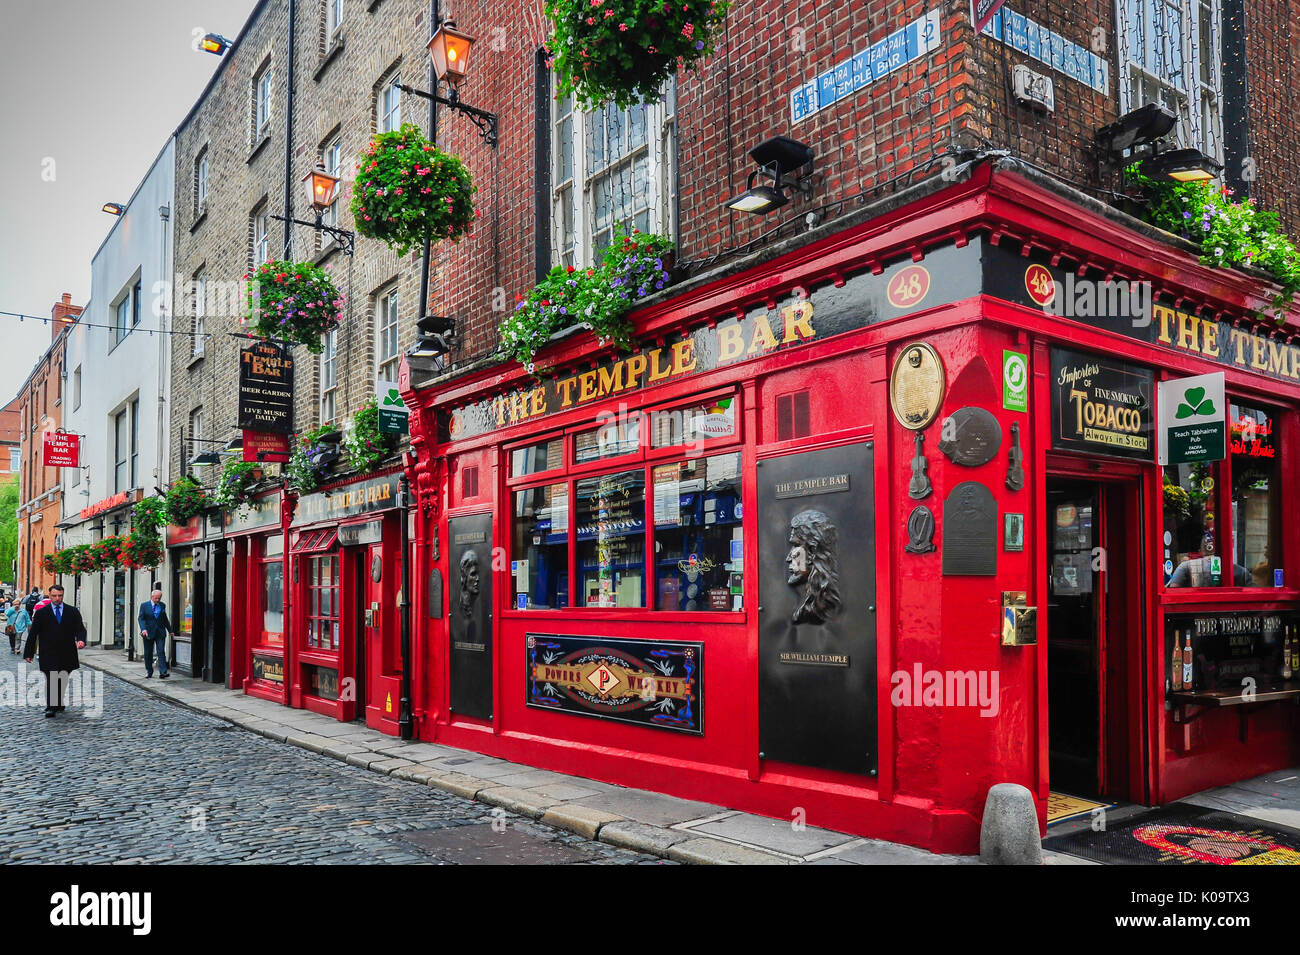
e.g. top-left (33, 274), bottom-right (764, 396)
top-left (647, 348), bottom-right (672, 383)
top-left (530, 387), bottom-right (546, 417)
top-left (1177, 311), bottom-right (1200, 352)
top-left (671, 339), bottom-right (697, 376)
top-left (578, 370), bottom-right (598, 403)
top-left (1201, 320), bottom-right (1219, 357)
top-left (597, 362), bottom-right (625, 397)
top-left (1228, 328), bottom-right (1250, 366)
top-left (556, 376), bottom-right (578, 408)
top-left (1251, 336), bottom-right (1269, 371)
top-left (747, 314), bottom-right (779, 355)
top-left (623, 354), bottom-right (648, 390)
top-left (781, 301), bottom-right (816, 344)
top-left (716, 324), bottom-right (745, 362)
top-left (1267, 339), bottom-right (1290, 378)
top-left (1154, 304), bottom-right (1175, 345)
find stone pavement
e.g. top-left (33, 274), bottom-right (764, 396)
top-left (0, 651), bottom-right (663, 864)
top-left (74, 647), bottom-right (976, 864)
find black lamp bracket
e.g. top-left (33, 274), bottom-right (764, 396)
top-left (396, 82), bottom-right (498, 147)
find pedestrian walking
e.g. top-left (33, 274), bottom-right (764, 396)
top-left (8, 600), bottom-right (31, 656)
top-left (22, 584), bottom-right (86, 718)
top-left (137, 588), bottom-right (174, 679)
top-left (23, 587), bottom-right (41, 616)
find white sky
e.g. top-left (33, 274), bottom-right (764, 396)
top-left (0, 0), bottom-right (258, 405)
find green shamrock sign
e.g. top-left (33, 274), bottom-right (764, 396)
top-left (1175, 386), bottom-right (1215, 419)
top-left (381, 387), bottom-right (405, 409)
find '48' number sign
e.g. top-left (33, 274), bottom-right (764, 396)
top-left (887, 266), bottom-right (931, 310)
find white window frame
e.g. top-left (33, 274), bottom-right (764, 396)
top-left (320, 329), bottom-right (338, 424)
top-left (114, 294), bottom-right (130, 346)
top-left (327, 0), bottom-right (344, 37)
top-left (550, 80), bottom-right (676, 269)
top-left (321, 135), bottom-right (343, 229)
top-left (196, 149), bottom-right (209, 214)
top-left (255, 63), bottom-right (274, 139)
top-left (72, 366), bottom-right (81, 411)
top-left (113, 407), bottom-right (129, 493)
top-left (375, 287), bottom-right (400, 383)
top-left (193, 271), bottom-right (206, 356)
top-left (189, 408), bottom-right (204, 470)
top-left (379, 73), bottom-right (402, 133)
top-left (1116, 0), bottom-right (1224, 164)
top-left (254, 210), bottom-right (270, 266)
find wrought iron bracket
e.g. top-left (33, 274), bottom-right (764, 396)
top-left (396, 83), bottom-right (498, 147)
top-left (269, 212), bottom-right (356, 256)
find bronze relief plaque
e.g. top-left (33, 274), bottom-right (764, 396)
top-left (890, 342), bottom-right (946, 430)
top-left (942, 482), bottom-right (997, 576)
top-left (448, 512), bottom-right (493, 720)
top-left (937, 407), bottom-right (1002, 466)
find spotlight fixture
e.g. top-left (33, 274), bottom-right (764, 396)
top-left (188, 451), bottom-right (221, 468)
top-left (725, 135), bottom-right (815, 215)
top-left (224, 434), bottom-right (244, 452)
top-left (411, 314), bottom-right (456, 358)
top-left (102, 202), bottom-right (125, 216)
top-left (1096, 102), bottom-right (1177, 158)
top-left (200, 33), bottom-right (233, 55)
top-left (1141, 147), bottom-right (1221, 183)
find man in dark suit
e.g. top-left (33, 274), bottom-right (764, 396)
top-left (22, 584), bottom-right (86, 717)
top-left (138, 588), bottom-right (174, 679)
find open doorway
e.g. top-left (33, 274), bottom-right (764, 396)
top-left (1046, 474), bottom-right (1147, 804)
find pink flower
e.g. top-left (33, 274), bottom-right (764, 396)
top-left (619, 22), bottom-right (628, 30)
top-left (395, 188), bottom-right (403, 195)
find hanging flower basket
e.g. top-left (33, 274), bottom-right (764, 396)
top-left (351, 123), bottom-right (477, 257)
top-left (500, 230), bottom-right (673, 368)
top-left (544, 0), bottom-right (729, 108)
top-left (165, 477), bottom-right (209, 526)
top-left (246, 260), bottom-right (344, 353)
top-left (41, 553), bottom-right (58, 575)
top-left (343, 397), bottom-right (399, 473)
top-left (213, 460), bottom-right (261, 512)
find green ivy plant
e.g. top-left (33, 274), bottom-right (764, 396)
top-left (343, 397), bottom-right (398, 473)
top-left (213, 460), bottom-right (261, 512)
top-left (165, 476), bottom-right (208, 525)
top-left (246, 260), bottom-right (344, 353)
top-left (351, 123), bottom-right (477, 256)
top-left (544, 0), bottom-right (729, 108)
top-left (500, 231), bottom-right (673, 369)
top-left (1125, 164), bottom-right (1300, 321)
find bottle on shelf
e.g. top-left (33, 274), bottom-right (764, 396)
top-left (1283, 627), bottom-right (1294, 682)
top-left (1182, 633), bottom-right (1194, 691)
top-left (1171, 632), bottom-right (1183, 692)
top-left (1290, 624), bottom-right (1299, 675)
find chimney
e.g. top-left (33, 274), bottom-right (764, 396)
top-left (50, 292), bottom-right (83, 341)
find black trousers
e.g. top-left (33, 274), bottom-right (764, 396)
top-left (44, 670), bottom-right (69, 711)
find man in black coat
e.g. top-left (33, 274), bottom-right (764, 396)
top-left (137, 588), bottom-right (174, 679)
top-left (22, 584), bottom-right (86, 717)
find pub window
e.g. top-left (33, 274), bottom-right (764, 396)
top-left (652, 452), bottom-right (743, 611)
top-left (1228, 401), bottom-right (1280, 587)
top-left (511, 437), bottom-right (564, 477)
top-left (575, 412), bottom-right (642, 464)
top-left (305, 554), bottom-right (340, 650)
top-left (513, 482), bottom-right (570, 609)
top-left (575, 469), bottom-right (646, 607)
top-left (1163, 460), bottom-right (1227, 587)
top-left (650, 397), bottom-right (737, 448)
top-left (261, 551), bottom-right (284, 645)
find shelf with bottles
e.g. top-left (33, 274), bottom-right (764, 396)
top-left (1165, 612), bottom-right (1300, 701)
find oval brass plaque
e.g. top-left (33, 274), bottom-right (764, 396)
top-left (889, 342), bottom-right (946, 431)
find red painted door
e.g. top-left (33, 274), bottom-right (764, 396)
top-left (364, 542), bottom-right (385, 719)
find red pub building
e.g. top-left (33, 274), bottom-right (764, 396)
top-left (211, 0), bottom-right (1300, 854)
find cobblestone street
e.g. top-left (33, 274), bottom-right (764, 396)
top-left (0, 654), bottom-right (663, 864)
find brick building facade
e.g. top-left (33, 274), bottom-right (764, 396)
top-left (16, 294), bottom-right (79, 594)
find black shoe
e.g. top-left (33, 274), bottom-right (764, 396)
top-left (43, 709), bottom-right (55, 718)
top-left (160, 672), bottom-right (170, 679)
top-left (145, 672), bottom-right (153, 678)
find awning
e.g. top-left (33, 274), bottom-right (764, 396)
top-left (291, 529), bottom-right (338, 554)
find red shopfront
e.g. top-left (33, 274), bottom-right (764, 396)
top-left (227, 489), bottom-right (290, 702)
top-left (287, 471), bottom-right (405, 731)
top-left (400, 162), bottom-right (1300, 854)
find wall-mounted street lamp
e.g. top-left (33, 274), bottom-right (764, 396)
top-left (725, 136), bottom-right (815, 215)
top-left (397, 21), bottom-right (498, 147)
top-left (1095, 103), bottom-right (1220, 183)
top-left (199, 33), bottom-right (233, 56)
top-left (269, 164), bottom-right (356, 255)
top-left (102, 202), bottom-right (125, 216)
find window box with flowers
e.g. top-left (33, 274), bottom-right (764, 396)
top-left (351, 123), bottom-right (477, 257)
top-left (545, 0), bottom-right (729, 108)
top-left (287, 424), bottom-right (343, 494)
top-left (500, 230), bottom-right (673, 370)
top-left (343, 397), bottom-right (398, 473)
top-left (1125, 165), bottom-right (1300, 321)
top-left (165, 476), bottom-right (209, 526)
top-left (214, 460), bottom-right (262, 512)
top-left (246, 260), bottom-right (344, 353)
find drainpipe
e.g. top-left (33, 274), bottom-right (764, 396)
top-left (283, 0), bottom-right (296, 257)
top-left (399, 0), bottom-right (440, 742)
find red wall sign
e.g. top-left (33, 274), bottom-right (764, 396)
top-left (80, 490), bottom-right (131, 521)
top-left (243, 430), bottom-right (290, 463)
top-left (43, 431), bottom-right (80, 468)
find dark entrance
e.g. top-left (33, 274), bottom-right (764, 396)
top-left (1046, 472), bottom-right (1146, 803)
top-left (448, 513), bottom-right (493, 721)
top-left (353, 549), bottom-right (368, 720)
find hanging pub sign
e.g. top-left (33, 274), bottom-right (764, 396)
top-left (1050, 347), bottom-right (1154, 460)
top-left (526, 634), bottom-right (703, 735)
top-left (242, 429), bottom-right (291, 464)
top-left (1158, 372), bottom-right (1226, 465)
top-left (238, 341), bottom-right (295, 434)
top-left (377, 380), bottom-right (410, 435)
top-left (42, 430), bottom-right (80, 468)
